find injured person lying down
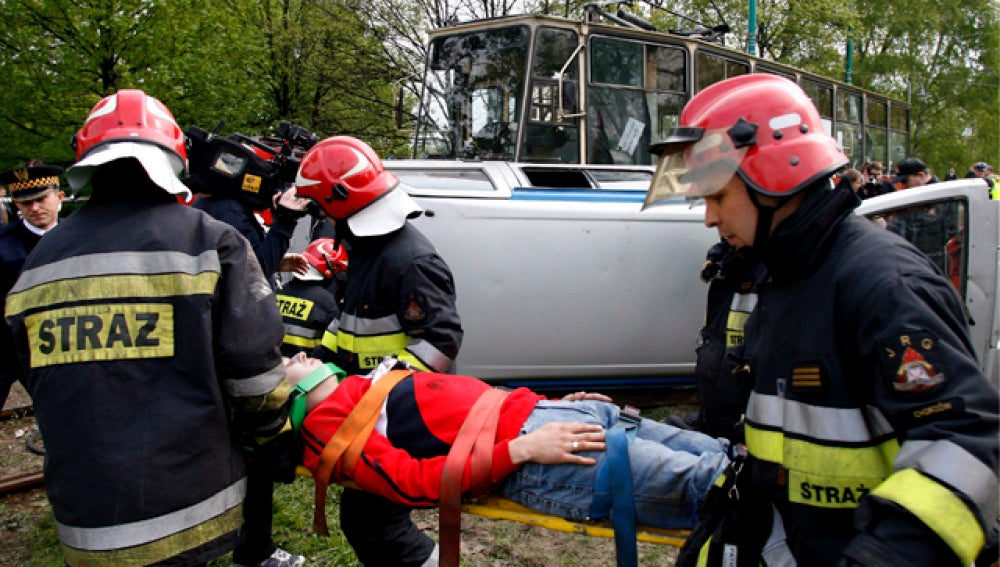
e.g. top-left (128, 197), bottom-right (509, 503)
top-left (285, 353), bottom-right (730, 530)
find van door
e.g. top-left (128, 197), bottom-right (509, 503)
top-left (856, 181), bottom-right (999, 385)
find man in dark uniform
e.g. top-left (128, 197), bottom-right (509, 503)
top-left (0, 161), bottom-right (65, 408)
top-left (296, 136), bottom-right (463, 566)
top-left (646, 74), bottom-right (997, 567)
top-left (6, 89), bottom-right (297, 566)
top-left (686, 239), bottom-right (766, 443)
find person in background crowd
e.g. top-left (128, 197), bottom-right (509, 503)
top-left (985, 164), bottom-right (1000, 199)
top-left (645, 74), bottom-right (997, 567)
top-left (966, 162), bottom-right (999, 199)
top-left (276, 238), bottom-right (346, 357)
top-left (857, 161), bottom-right (890, 199)
top-left (837, 168), bottom-right (864, 197)
top-left (890, 156), bottom-right (938, 190)
top-left (965, 162), bottom-right (989, 179)
top-left (944, 166), bottom-right (958, 181)
top-left (6, 89), bottom-right (300, 566)
top-left (0, 160), bottom-right (65, 409)
top-left (296, 136), bottom-right (464, 567)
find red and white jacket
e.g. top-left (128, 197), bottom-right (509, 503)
top-left (301, 369), bottom-right (545, 507)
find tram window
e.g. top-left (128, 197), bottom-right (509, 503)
top-left (754, 64), bottom-right (796, 81)
top-left (531, 27), bottom-right (580, 117)
top-left (867, 98), bottom-right (887, 127)
top-left (888, 105), bottom-right (909, 165)
top-left (587, 37), bottom-right (686, 166)
top-left (530, 82), bottom-right (557, 122)
top-left (866, 98), bottom-right (889, 165)
top-left (836, 89), bottom-right (863, 166)
top-left (867, 128), bottom-right (888, 166)
top-left (695, 51), bottom-right (749, 92)
top-left (800, 78), bottom-right (833, 119)
top-left (889, 105), bottom-right (909, 131)
top-left (591, 37), bottom-right (643, 87)
top-left (649, 45), bottom-right (685, 92)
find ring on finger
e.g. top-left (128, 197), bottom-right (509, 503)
top-left (571, 441), bottom-right (579, 450)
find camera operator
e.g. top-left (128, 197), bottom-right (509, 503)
top-left (185, 124), bottom-right (316, 567)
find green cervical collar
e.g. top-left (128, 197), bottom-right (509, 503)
top-left (289, 362), bottom-right (346, 432)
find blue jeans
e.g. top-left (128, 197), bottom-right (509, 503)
top-left (499, 400), bottom-right (730, 530)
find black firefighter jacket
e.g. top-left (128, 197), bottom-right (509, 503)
top-left (6, 195), bottom-right (291, 566)
top-left (313, 222), bottom-right (462, 375)
top-left (743, 183), bottom-right (998, 566)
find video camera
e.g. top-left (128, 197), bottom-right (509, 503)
top-left (185, 121), bottom-right (320, 211)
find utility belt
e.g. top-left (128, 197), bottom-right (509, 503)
top-left (676, 445), bottom-right (796, 567)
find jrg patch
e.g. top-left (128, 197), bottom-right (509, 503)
top-left (878, 331), bottom-right (947, 394)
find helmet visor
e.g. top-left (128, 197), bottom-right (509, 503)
top-left (642, 132), bottom-right (748, 209)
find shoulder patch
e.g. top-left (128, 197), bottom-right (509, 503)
top-left (879, 332), bottom-right (947, 394)
top-left (403, 300), bottom-right (425, 322)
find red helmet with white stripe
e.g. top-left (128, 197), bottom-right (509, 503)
top-left (300, 238), bottom-right (348, 280)
top-left (294, 136), bottom-right (422, 237)
top-left (644, 74), bottom-right (847, 208)
top-left (73, 89), bottom-right (187, 169)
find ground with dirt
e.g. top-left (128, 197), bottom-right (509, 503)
top-left (0, 383), bottom-right (697, 566)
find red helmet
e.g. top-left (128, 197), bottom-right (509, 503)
top-left (73, 89), bottom-right (187, 168)
top-left (644, 74), bottom-right (847, 208)
top-left (295, 136), bottom-right (422, 237)
top-left (295, 136), bottom-right (398, 219)
top-left (299, 238), bottom-right (348, 280)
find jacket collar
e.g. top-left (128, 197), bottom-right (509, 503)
top-left (758, 180), bottom-right (860, 282)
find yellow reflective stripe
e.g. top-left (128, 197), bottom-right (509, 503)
top-left (695, 536), bottom-right (711, 567)
top-left (396, 351), bottom-right (431, 372)
top-left (61, 502), bottom-right (243, 566)
top-left (319, 329), bottom-right (338, 352)
top-left (336, 330), bottom-right (408, 354)
top-left (7, 272), bottom-right (219, 316)
top-left (872, 469), bottom-right (985, 565)
top-left (726, 310), bottom-right (750, 333)
top-left (745, 424), bottom-right (898, 476)
top-left (284, 334), bottom-right (321, 349)
top-left (895, 439), bottom-right (998, 523)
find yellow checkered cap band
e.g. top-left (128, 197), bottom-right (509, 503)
top-left (10, 177), bottom-right (59, 202)
top-left (9, 176), bottom-right (59, 193)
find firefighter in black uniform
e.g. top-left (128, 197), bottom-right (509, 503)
top-left (296, 135), bottom-right (463, 566)
top-left (185, 130), bottom-right (311, 567)
top-left (646, 74), bottom-right (998, 567)
top-left (689, 239), bottom-right (766, 443)
top-left (6, 90), bottom-right (298, 566)
top-left (0, 161), bottom-right (64, 409)
top-left (276, 237), bottom-right (346, 357)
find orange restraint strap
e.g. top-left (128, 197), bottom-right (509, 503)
top-left (438, 387), bottom-right (509, 567)
top-left (311, 369), bottom-right (414, 535)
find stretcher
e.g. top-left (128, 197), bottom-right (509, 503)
top-left (292, 370), bottom-right (693, 566)
top-left (298, 466), bottom-right (689, 558)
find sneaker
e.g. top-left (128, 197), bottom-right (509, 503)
top-left (258, 548), bottom-right (305, 567)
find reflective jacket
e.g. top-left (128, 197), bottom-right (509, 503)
top-left (6, 196), bottom-right (291, 566)
top-left (276, 278), bottom-right (339, 357)
top-left (695, 240), bottom-right (766, 442)
top-left (744, 184), bottom-right (998, 566)
top-left (313, 223), bottom-right (463, 374)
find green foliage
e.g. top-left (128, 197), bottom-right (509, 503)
top-left (0, 0), bottom-right (406, 171)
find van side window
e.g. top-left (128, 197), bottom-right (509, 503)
top-left (869, 198), bottom-right (967, 298)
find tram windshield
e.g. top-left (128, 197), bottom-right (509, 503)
top-left (414, 25), bottom-right (529, 160)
